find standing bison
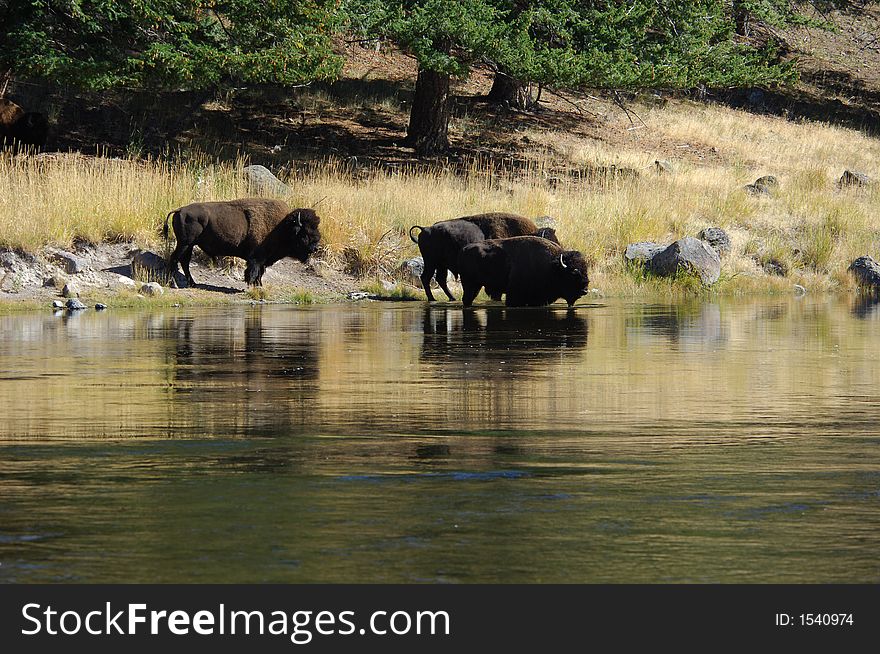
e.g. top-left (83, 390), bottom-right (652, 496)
top-left (0, 98), bottom-right (48, 149)
top-left (409, 212), bottom-right (559, 301)
top-left (458, 236), bottom-right (589, 307)
top-left (164, 199), bottom-right (321, 287)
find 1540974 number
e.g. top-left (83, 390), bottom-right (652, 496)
top-left (800, 614), bottom-right (853, 626)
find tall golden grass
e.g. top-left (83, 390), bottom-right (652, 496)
top-left (0, 100), bottom-right (878, 296)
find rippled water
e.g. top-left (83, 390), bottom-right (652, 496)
top-left (0, 297), bottom-right (878, 582)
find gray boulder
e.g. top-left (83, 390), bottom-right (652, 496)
top-left (48, 249), bottom-right (85, 274)
top-left (648, 237), bottom-right (721, 285)
top-left (140, 282), bottom-right (164, 297)
top-left (697, 227), bottom-right (731, 257)
top-left (51, 300), bottom-right (64, 309)
top-left (397, 257), bottom-right (425, 286)
top-left (243, 164), bottom-right (289, 195)
top-left (848, 256), bottom-right (880, 292)
top-left (839, 170), bottom-right (872, 188)
top-left (66, 298), bottom-right (87, 311)
top-left (0, 250), bottom-right (19, 270)
top-left (754, 175), bottom-right (779, 191)
top-left (130, 249), bottom-right (185, 287)
top-left (624, 242), bottom-right (666, 264)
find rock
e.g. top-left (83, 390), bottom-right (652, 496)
top-left (130, 249), bottom-right (167, 279)
top-left (0, 251), bottom-right (19, 270)
top-left (754, 175), bottom-right (779, 192)
top-left (95, 303), bottom-right (108, 310)
top-left (648, 236), bottom-right (721, 285)
top-left (839, 170), bottom-right (872, 188)
top-left (761, 259), bottom-right (787, 277)
top-left (43, 275), bottom-right (67, 288)
top-left (65, 298), bottom-right (87, 311)
top-left (697, 227), bottom-right (731, 257)
top-left (48, 249), bottom-right (85, 274)
top-left (243, 164), bottom-right (289, 195)
top-left (744, 183), bottom-right (771, 196)
top-left (61, 282), bottom-right (80, 298)
top-left (115, 274), bottom-right (137, 287)
top-left (51, 300), bottom-right (64, 309)
top-left (397, 257), bottom-right (424, 285)
top-left (848, 256), bottom-right (880, 292)
top-left (794, 284), bottom-right (807, 296)
top-left (347, 291), bottom-right (372, 301)
top-left (624, 242), bottom-right (666, 264)
top-left (140, 282), bottom-right (164, 297)
top-left (534, 215), bottom-right (557, 230)
top-left (654, 160), bottom-right (673, 174)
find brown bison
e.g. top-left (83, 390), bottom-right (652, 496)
top-left (409, 212), bottom-right (559, 301)
top-left (0, 98), bottom-right (48, 148)
top-left (458, 236), bottom-right (589, 307)
top-left (163, 199), bottom-right (321, 287)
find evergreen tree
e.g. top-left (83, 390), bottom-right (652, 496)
top-left (0, 1), bottom-right (343, 90)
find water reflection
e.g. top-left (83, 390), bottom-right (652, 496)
top-left (0, 298), bottom-right (879, 583)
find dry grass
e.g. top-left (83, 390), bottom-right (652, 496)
top-left (1, 98), bottom-right (879, 297)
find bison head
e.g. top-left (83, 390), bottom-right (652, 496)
top-left (536, 227), bottom-right (559, 244)
top-left (556, 251), bottom-right (590, 306)
top-left (284, 208), bottom-right (322, 263)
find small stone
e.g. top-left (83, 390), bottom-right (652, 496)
top-left (839, 170), bottom-right (872, 188)
top-left (115, 274), bottom-right (137, 287)
top-left (0, 251), bottom-right (19, 270)
top-left (753, 175), bottom-right (779, 191)
top-left (49, 249), bottom-right (86, 274)
top-left (95, 303), bottom-right (107, 310)
top-left (794, 284), bottom-right (807, 296)
top-left (347, 291), bottom-right (371, 301)
top-left (697, 227), bottom-right (731, 257)
top-left (66, 298), bottom-right (87, 311)
top-left (51, 300), bottom-right (64, 309)
top-left (62, 282), bottom-right (80, 298)
top-left (171, 303), bottom-right (181, 308)
top-left (140, 282), bottom-right (164, 297)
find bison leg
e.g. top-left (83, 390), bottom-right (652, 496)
top-left (179, 247), bottom-right (196, 287)
top-left (245, 260), bottom-right (268, 287)
top-left (461, 282), bottom-right (481, 308)
top-left (420, 263), bottom-right (437, 302)
top-left (435, 267), bottom-right (456, 301)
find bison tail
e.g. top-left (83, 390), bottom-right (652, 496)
top-left (409, 225), bottom-right (426, 244)
top-left (163, 210), bottom-right (176, 241)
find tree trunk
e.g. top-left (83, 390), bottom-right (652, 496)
top-left (487, 72), bottom-right (536, 111)
top-left (406, 66), bottom-right (450, 156)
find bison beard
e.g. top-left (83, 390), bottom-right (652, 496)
top-left (409, 212), bottom-right (560, 302)
top-left (164, 199), bottom-right (321, 287)
top-left (458, 236), bottom-right (590, 308)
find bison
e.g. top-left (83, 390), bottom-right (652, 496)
top-left (0, 99), bottom-right (48, 149)
top-left (408, 212), bottom-right (559, 301)
top-left (458, 236), bottom-right (589, 307)
top-left (163, 198), bottom-right (321, 287)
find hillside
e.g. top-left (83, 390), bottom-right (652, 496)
top-left (1, 4), bottom-right (879, 304)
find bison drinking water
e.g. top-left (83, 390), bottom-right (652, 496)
top-left (409, 212), bottom-right (559, 301)
top-left (164, 199), bottom-right (321, 287)
top-left (458, 236), bottom-right (589, 307)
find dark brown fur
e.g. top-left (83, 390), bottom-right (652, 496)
top-left (458, 236), bottom-right (589, 307)
top-left (0, 99), bottom-right (48, 148)
top-left (164, 198), bottom-right (321, 287)
top-left (409, 212), bottom-right (560, 301)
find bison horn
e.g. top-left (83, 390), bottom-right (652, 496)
top-left (295, 212), bottom-right (302, 228)
top-left (559, 253), bottom-right (567, 269)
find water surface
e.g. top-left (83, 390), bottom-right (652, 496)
top-left (0, 297), bottom-right (878, 582)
